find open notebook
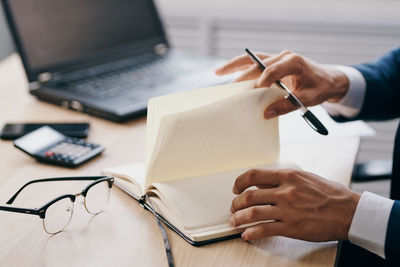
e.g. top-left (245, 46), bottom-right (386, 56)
top-left (104, 80), bottom-right (294, 245)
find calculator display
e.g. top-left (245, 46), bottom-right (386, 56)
top-left (14, 126), bottom-right (64, 154)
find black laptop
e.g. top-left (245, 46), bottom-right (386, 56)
top-left (2, 0), bottom-right (226, 121)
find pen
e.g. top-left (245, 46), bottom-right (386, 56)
top-left (245, 48), bottom-right (328, 136)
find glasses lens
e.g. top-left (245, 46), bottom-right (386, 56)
top-left (84, 180), bottom-right (111, 215)
top-left (43, 197), bottom-right (74, 234)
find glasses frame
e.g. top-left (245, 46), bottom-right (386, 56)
top-left (0, 176), bottom-right (114, 234)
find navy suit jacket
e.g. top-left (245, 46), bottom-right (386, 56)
top-left (338, 48), bottom-right (400, 265)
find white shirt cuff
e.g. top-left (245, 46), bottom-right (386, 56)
top-left (322, 66), bottom-right (366, 118)
top-left (348, 191), bottom-right (394, 258)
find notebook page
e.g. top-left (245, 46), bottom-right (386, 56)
top-left (151, 162), bottom-right (296, 230)
top-left (145, 84), bottom-right (286, 187)
top-left (146, 80), bottom-right (258, 165)
top-left (151, 168), bottom-right (240, 230)
top-left (103, 162), bottom-right (146, 193)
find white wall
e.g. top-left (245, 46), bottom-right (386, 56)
top-left (156, 0), bottom-right (400, 63)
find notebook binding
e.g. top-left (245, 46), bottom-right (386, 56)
top-left (139, 195), bottom-right (147, 209)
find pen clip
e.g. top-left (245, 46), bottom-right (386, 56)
top-left (301, 110), bottom-right (328, 136)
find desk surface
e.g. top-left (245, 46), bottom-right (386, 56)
top-left (0, 54), bottom-right (359, 267)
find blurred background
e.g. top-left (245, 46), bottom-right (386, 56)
top-left (1, 0), bottom-right (400, 195)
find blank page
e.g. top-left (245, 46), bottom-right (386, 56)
top-left (146, 80), bottom-right (260, 165)
top-left (145, 81), bottom-right (286, 187)
top-left (151, 167), bottom-right (242, 230)
top-left (103, 162), bottom-right (146, 192)
top-left (152, 162), bottom-right (296, 230)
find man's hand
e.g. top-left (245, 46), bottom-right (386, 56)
top-left (230, 169), bottom-right (361, 242)
top-left (215, 50), bottom-right (350, 119)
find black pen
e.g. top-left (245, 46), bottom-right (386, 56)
top-left (245, 48), bottom-right (328, 136)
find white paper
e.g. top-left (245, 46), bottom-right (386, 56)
top-left (145, 80), bottom-right (286, 188)
top-left (279, 105), bottom-right (375, 144)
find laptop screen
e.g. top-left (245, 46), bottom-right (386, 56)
top-left (5, 0), bottom-right (166, 79)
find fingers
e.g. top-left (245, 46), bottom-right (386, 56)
top-left (233, 169), bottom-right (281, 194)
top-left (241, 221), bottom-right (285, 241)
top-left (264, 96), bottom-right (298, 119)
top-left (233, 51), bottom-right (291, 83)
top-left (255, 53), bottom-right (304, 88)
top-left (233, 64), bottom-right (262, 82)
top-left (256, 185), bottom-right (276, 189)
top-left (215, 53), bottom-right (270, 76)
top-left (230, 205), bottom-right (279, 227)
top-left (231, 189), bottom-right (277, 213)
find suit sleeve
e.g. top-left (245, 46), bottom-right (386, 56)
top-left (353, 48), bottom-right (400, 120)
top-left (385, 200), bottom-right (400, 265)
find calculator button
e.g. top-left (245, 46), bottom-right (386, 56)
top-left (44, 151), bottom-right (55, 157)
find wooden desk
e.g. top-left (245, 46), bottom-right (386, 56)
top-left (0, 54), bottom-right (359, 267)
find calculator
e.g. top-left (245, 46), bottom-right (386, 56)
top-left (14, 126), bottom-right (105, 167)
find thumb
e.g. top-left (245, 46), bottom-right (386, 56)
top-left (264, 96), bottom-right (297, 119)
top-left (242, 222), bottom-right (285, 240)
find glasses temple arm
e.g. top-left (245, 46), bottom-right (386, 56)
top-left (6, 176), bottom-right (109, 204)
top-left (0, 205), bottom-right (39, 216)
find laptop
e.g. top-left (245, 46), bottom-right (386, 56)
top-left (2, 0), bottom-right (227, 121)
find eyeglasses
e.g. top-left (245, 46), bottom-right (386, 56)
top-left (0, 176), bottom-right (114, 234)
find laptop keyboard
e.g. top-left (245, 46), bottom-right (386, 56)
top-left (65, 56), bottom-right (199, 100)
